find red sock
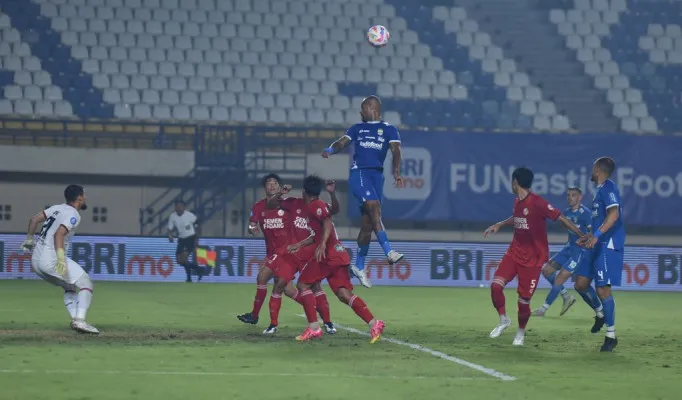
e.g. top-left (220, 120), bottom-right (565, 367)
top-left (300, 289), bottom-right (318, 324)
top-left (290, 289), bottom-right (304, 305)
top-left (491, 280), bottom-right (506, 316)
top-left (518, 298), bottom-right (531, 329)
top-left (348, 295), bottom-right (374, 323)
top-left (314, 290), bottom-right (331, 324)
top-left (251, 285), bottom-right (267, 318)
top-left (269, 293), bottom-right (282, 326)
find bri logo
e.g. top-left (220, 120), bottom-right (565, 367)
top-left (383, 147), bottom-right (432, 201)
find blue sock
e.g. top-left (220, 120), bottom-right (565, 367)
top-left (545, 284), bottom-right (564, 306)
top-left (585, 286), bottom-right (603, 310)
top-left (375, 231), bottom-right (392, 255)
top-left (355, 245), bottom-right (369, 271)
top-left (602, 295), bottom-right (615, 327)
top-left (545, 271), bottom-right (557, 285)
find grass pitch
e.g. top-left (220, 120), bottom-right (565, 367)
top-left (0, 280), bottom-right (680, 400)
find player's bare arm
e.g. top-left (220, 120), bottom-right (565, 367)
top-left (390, 142), bottom-right (403, 187)
top-left (484, 216), bottom-right (514, 238)
top-left (581, 207), bottom-right (619, 249)
top-left (557, 215), bottom-right (585, 238)
top-left (54, 225), bottom-right (68, 252)
top-left (54, 225), bottom-right (69, 276)
top-left (326, 180), bottom-right (340, 215)
top-left (248, 221), bottom-right (260, 236)
top-left (315, 217), bottom-right (334, 261)
top-left (22, 211), bottom-right (47, 250)
top-left (288, 234), bottom-right (315, 253)
top-left (322, 136), bottom-right (351, 158)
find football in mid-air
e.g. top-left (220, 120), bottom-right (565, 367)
top-left (367, 25), bottom-right (390, 47)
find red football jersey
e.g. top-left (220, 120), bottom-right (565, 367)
top-left (280, 197), bottom-right (315, 245)
top-left (306, 198), bottom-right (341, 249)
top-left (507, 192), bottom-right (561, 268)
top-left (250, 199), bottom-right (290, 257)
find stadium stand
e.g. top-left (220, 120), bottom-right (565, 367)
top-left (0, 0), bottom-right (680, 133)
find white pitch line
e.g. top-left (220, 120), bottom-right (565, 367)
top-left (297, 315), bottom-right (516, 381)
top-left (0, 369), bottom-right (486, 381)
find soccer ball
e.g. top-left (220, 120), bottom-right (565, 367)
top-left (367, 25), bottom-right (390, 47)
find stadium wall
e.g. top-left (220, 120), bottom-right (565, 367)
top-left (0, 145), bottom-right (194, 177)
top-left (2, 234), bottom-right (681, 292)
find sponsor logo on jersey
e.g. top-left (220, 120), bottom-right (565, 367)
top-left (293, 216), bottom-right (308, 229)
top-left (359, 141), bottom-right (384, 150)
top-left (514, 217), bottom-right (529, 230)
top-left (263, 218), bottom-right (285, 229)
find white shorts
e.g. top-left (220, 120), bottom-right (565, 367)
top-left (32, 256), bottom-right (87, 291)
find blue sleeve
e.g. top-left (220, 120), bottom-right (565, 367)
top-left (602, 182), bottom-right (620, 209)
top-left (388, 126), bottom-right (401, 143)
top-left (343, 124), bottom-right (358, 142)
top-left (582, 208), bottom-right (592, 229)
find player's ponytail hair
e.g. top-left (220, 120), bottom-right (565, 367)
top-left (303, 175), bottom-right (324, 197)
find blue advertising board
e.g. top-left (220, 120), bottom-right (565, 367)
top-left (348, 132), bottom-right (682, 226)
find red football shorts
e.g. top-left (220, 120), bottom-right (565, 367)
top-left (264, 253), bottom-right (298, 282)
top-left (298, 243), bottom-right (352, 292)
top-left (494, 254), bottom-right (542, 299)
top-left (264, 246), bottom-right (315, 283)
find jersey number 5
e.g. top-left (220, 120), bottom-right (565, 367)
top-left (38, 216), bottom-right (56, 239)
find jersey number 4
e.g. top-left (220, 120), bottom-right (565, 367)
top-left (38, 216), bottom-right (56, 239)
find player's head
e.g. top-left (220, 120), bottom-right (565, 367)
top-left (360, 95), bottom-right (382, 122)
top-left (64, 184), bottom-right (87, 211)
top-left (511, 167), bottom-right (534, 195)
top-left (174, 199), bottom-right (185, 214)
top-left (302, 174), bottom-right (324, 203)
top-left (591, 157), bottom-right (616, 184)
top-left (261, 173), bottom-right (282, 197)
top-left (567, 187), bottom-right (582, 208)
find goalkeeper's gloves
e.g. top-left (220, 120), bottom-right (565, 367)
top-left (21, 236), bottom-right (35, 252)
top-left (56, 248), bottom-right (67, 277)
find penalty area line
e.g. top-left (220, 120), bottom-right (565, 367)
top-left (0, 369), bottom-right (487, 381)
top-left (297, 315), bottom-right (516, 382)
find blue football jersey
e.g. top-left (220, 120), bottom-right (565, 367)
top-left (564, 204), bottom-right (592, 245)
top-left (344, 121), bottom-right (400, 170)
top-left (592, 179), bottom-right (626, 249)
